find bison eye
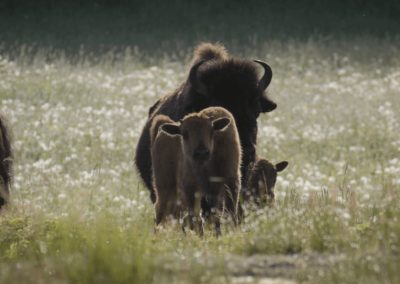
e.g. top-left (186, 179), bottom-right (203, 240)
top-left (182, 130), bottom-right (189, 140)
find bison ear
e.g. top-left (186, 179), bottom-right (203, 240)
top-left (275, 161), bottom-right (288, 172)
top-left (148, 99), bottom-right (161, 117)
top-left (212, 117), bottom-right (231, 131)
top-left (188, 60), bottom-right (208, 96)
top-left (161, 123), bottom-right (181, 136)
top-left (260, 96), bottom-right (277, 113)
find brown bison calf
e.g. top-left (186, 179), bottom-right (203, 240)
top-left (150, 114), bottom-right (182, 222)
top-left (244, 158), bottom-right (288, 206)
top-left (0, 115), bottom-right (12, 209)
top-left (151, 107), bottom-right (241, 236)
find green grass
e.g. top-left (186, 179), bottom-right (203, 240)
top-left (0, 214), bottom-right (154, 283)
top-left (1, 34), bottom-right (400, 283)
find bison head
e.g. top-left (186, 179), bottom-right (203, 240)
top-left (161, 114), bottom-right (230, 165)
top-left (247, 159), bottom-right (288, 205)
top-left (188, 59), bottom-right (276, 116)
top-left (186, 59), bottom-right (276, 170)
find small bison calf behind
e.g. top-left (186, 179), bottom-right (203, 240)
top-left (244, 158), bottom-right (288, 205)
top-left (151, 107), bottom-right (241, 236)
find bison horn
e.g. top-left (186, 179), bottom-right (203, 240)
top-left (188, 60), bottom-right (207, 95)
top-left (254, 60), bottom-right (273, 91)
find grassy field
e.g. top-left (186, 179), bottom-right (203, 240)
top-left (1, 33), bottom-right (400, 283)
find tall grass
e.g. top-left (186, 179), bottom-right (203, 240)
top-left (0, 35), bottom-right (399, 282)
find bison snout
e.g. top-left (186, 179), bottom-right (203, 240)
top-left (193, 147), bottom-right (210, 161)
top-left (269, 102), bottom-right (277, 111)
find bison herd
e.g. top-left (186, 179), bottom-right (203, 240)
top-left (136, 43), bottom-right (288, 235)
top-left (0, 42), bottom-right (288, 236)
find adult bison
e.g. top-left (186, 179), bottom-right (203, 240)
top-left (0, 115), bottom-right (12, 209)
top-left (135, 43), bottom-right (276, 203)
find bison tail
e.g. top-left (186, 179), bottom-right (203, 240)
top-left (192, 42), bottom-right (229, 64)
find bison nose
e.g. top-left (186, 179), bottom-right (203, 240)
top-left (267, 102), bottom-right (277, 112)
top-left (193, 147), bottom-right (210, 161)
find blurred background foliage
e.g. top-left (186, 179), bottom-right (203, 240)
top-left (1, 0), bottom-right (399, 59)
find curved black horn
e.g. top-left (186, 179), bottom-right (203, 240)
top-left (188, 60), bottom-right (207, 95)
top-left (254, 60), bottom-right (272, 90)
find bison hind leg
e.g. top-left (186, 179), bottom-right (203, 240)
top-left (0, 183), bottom-right (9, 210)
top-left (155, 197), bottom-right (172, 225)
top-left (210, 216), bottom-right (221, 237)
top-left (223, 178), bottom-right (243, 226)
top-left (0, 197), bottom-right (5, 209)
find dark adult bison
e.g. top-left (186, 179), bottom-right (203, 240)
top-left (135, 43), bottom-right (276, 203)
top-left (0, 115), bottom-right (12, 209)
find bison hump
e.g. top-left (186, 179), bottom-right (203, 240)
top-left (192, 42), bottom-right (229, 64)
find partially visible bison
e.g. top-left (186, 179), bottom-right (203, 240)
top-left (150, 114), bottom-right (181, 223)
top-left (135, 43), bottom-right (276, 203)
top-left (244, 158), bottom-right (288, 206)
top-left (151, 107), bottom-right (242, 236)
top-left (0, 115), bottom-right (12, 209)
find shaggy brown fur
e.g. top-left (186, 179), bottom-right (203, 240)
top-left (150, 114), bottom-right (182, 222)
top-left (151, 107), bottom-right (241, 236)
top-left (0, 115), bottom-right (12, 209)
top-left (191, 42), bottom-right (228, 64)
top-left (244, 158), bottom-right (288, 205)
top-left (136, 42), bottom-right (276, 203)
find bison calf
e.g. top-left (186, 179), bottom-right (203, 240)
top-left (244, 158), bottom-right (288, 206)
top-left (151, 107), bottom-right (241, 236)
top-left (0, 115), bottom-right (12, 210)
